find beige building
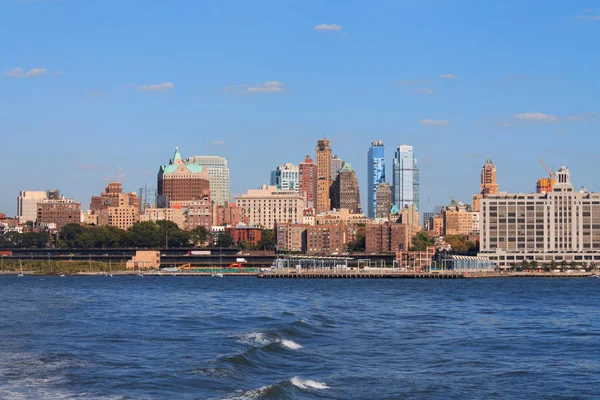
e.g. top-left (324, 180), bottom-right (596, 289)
top-left (315, 208), bottom-right (368, 226)
top-left (276, 223), bottom-right (309, 252)
top-left (235, 185), bottom-right (307, 229)
top-left (97, 193), bottom-right (140, 230)
top-left (17, 190), bottom-right (48, 224)
top-left (444, 208), bottom-right (479, 235)
top-left (140, 207), bottom-right (185, 229)
top-left (126, 250), bottom-right (161, 270)
top-left (306, 222), bottom-right (348, 255)
top-left (316, 139), bottom-right (332, 213)
top-left (479, 166), bottom-right (600, 267)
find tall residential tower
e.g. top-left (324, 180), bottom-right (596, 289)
top-left (392, 145), bottom-right (419, 210)
top-left (367, 140), bottom-right (386, 218)
top-left (185, 155), bottom-right (230, 206)
top-left (316, 139), bottom-right (332, 213)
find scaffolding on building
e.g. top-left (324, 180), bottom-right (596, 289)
top-left (271, 255), bottom-right (352, 270)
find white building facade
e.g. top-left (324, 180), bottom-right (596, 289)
top-left (185, 156), bottom-right (230, 206)
top-left (17, 190), bottom-right (48, 223)
top-left (235, 185), bottom-right (306, 229)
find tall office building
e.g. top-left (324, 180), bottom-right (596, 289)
top-left (235, 185), bottom-right (307, 229)
top-left (185, 155), bottom-right (230, 206)
top-left (17, 191), bottom-right (48, 224)
top-left (330, 163), bottom-right (361, 214)
top-left (393, 145), bottom-right (419, 210)
top-left (330, 155), bottom-right (344, 182)
top-left (158, 147), bottom-right (210, 207)
top-left (367, 140), bottom-right (386, 218)
top-left (375, 182), bottom-right (392, 218)
top-left (299, 155), bottom-right (318, 209)
top-left (138, 185), bottom-right (157, 212)
top-left (316, 139), bottom-right (332, 213)
top-left (270, 163), bottom-right (299, 191)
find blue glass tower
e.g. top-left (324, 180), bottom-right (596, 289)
top-left (393, 144), bottom-right (419, 211)
top-left (367, 140), bottom-right (386, 218)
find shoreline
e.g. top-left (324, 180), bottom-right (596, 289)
top-left (1, 270), bottom-right (596, 279)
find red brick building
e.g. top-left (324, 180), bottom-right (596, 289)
top-left (157, 147), bottom-right (211, 206)
top-left (37, 197), bottom-right (81, 230)
top-left (299, 155), bottom-right (318, 209)
top-left (90, 182), bottom-right (138, 211)
top-left (226, 226), bottom-right (262, 247)
top-left (365, 222), bottom-right (409, 254)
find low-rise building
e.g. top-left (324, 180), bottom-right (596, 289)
top-left (276, 223), bottom-right (309, 253)
top-left (140, 207), bottom-right (186, 229)
top-left (314, 208), bottom-right (368, 226)
top-left (126, 250), bottom-right (160, 270)
top-left (226, 226), bottom-right (262, 247)
top-left (365, 222), bottom-right (409, 253)
top-left (37, 196), bottom-right (81, 230)
top-left (305, 222), bottom-right (348, 255)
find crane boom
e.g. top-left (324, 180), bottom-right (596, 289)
top-left (537, 157), bottom-right (554, 178)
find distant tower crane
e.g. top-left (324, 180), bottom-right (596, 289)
top-left (537, 157), bottom-right (555, 193)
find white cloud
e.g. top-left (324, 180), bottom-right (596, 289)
top-left (438, 73), bottom-right (458, 80)
top-left (514, 112), bottom-right (559, 123)
top-left (314, 24), bottom-right (343, 31)
top-left (212, 140), bottom-right (226, 146)
top-left (226, 81), bottom-right (285, 94)
top-left (52, 70), bottom-right (62, 75)
top-left (413, 88), bottom-right (435, 94)
top-left (4, 67), bottom-right (46, 78)
top-left (247, 81), bottom-right (284, 93)
top-left (420, 119), bottom-right (451, 126)
top-left (575, 15), bottom-right (600, 21)
top-left (136, 82), bottom-right (174, 91)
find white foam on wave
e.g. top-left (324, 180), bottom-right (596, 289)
top-left (225, 384), bottom-right (273, 400)
top-left (290, 377), bottom-right (329, 390)
top-left (237, 332), bottom-right (272, 346)
top-left (280, 339), bottom-right (303, 350)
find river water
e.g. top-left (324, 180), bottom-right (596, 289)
top-left (0, 276), bottom-right (599, 399)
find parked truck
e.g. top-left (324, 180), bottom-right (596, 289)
top-left (0, 251), bottom-right (12, 257)
top-left (236, 258), bottom-right (247, 263)
top-left (186, 250), bottom-right (211, 256)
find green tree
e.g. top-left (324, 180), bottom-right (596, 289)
top-left (59, 223), bottom-right (87, 248)
top-left (560, 260), bottom-right (568, 270)
top-left (521, 260), bottom-right (530, 271)
top-left (410, 231), bottom-right (435, 251)
top-left (551, 260), bottom-right (558, 270)
top-left (190, 226), bottom-right (210, 247)
top-left (530, 260), bottom-right (538, 270)
top-left (216, 232), bottom-right (234, 248)
top-left (257, 229), bottom-right (275, 251)
top-left (127, 221), bottom-right (162, 248)
top-left (443, 235), bottom-right (470, 252)
top-left (347, 225), bottom-right (366, 252)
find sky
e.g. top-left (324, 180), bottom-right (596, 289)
top-left (1, 0), bottom-right (599, 215)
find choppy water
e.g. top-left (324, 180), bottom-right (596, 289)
top-left (1, 276), bottom-right (599, 399)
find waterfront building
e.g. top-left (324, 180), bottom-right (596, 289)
top-left (330, 163), bottom-right (361, 214)
top-left (315, 139), bottom-right (332, 214)
top-left (306, 222), bottom-right (348, 255)
top-left (479, 166), bottom-right (600, 267)
top-left (276, 223), bottom-right (309, 253)
top-left (36, 196), bottom-right (81, 229)
top-left (367, 140), bottom-right (386, 218)
top-left (441, 197), bottom-right (479, 236)
top-left (270, 163), bottom-right (299, 192)
top-left (185, 156), bottom-right (230, 206)
top-left (226, 226), bottom-right (263, 247)
top-left (330, 155), bottom-right (344, 182)
top-left (235, 185), bottom-right (307, 229)
top-left (393, 145), bottom-right (419, 210)
top-left (365, 222), bottom-right (409, 253)
top-left (140, 206), bottom-right (186, 229)
top-left (17, 191), bottom-right (48, 224)
top-left (299, 155), bottom-right (318, 209)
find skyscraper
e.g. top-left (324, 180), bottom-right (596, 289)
top-left (299, 155), bottom-right (318, 209)
top-left (480, 157), bottom-right (498, 195)
top-left (330, 155), bottom-right (344, 182)
top-left (270, 163), bottom-right (299, 191)
top-left (367, 140), bottom-right (386, 218)
top-left (393, 145), bottom-right (419, 210)
top-left (185, 155), bottom-right (230, 206)
top-left (158, 147), bottom-right (210, 207)
top-left (330, 163), bottom-right (361, 214)
top-left (315, 139), bottom-right (332, 213)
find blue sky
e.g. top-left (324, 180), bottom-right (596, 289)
top-left (1, 0), bottom-right (598, 214)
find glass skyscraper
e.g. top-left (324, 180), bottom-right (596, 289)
top-left (270, 163), bottom-right (299, 191)
top-left (367, 140), bottom-right (386, 218)
top-left (393, 144), bottom-right (419, 210)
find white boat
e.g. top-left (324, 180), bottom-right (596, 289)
top-left (17, 260), bottom-right (24, 277)
top-left (214, 273), bottom-right (223, 278)
top-left (60, 274), bottom-right (65, 277)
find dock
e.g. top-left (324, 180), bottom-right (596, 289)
top-left (258, 270), bottom-right (464, 279)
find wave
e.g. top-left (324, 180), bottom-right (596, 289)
top-left (236, 332), bottom-right (302, 351)
top-left (290, 376), bottom-right (329, 390)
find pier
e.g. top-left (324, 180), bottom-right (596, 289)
top-left (258, 270), bottom-right (464, 279)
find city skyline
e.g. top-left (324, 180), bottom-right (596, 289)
top-left (1, 1), bottom-right (599, 214)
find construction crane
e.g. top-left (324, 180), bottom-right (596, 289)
top-left (537, 157), bottom-right (555, 193)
